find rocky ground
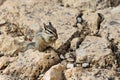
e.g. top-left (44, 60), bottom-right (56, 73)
top-left (0, 0), bottom-right (120, 80)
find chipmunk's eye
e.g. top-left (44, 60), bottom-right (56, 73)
top-left (48, 30), bottom-right (53, 34)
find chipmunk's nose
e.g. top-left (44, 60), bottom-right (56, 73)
top-left (51, 36), bottom-right (57, 41)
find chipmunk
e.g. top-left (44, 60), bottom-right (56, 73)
top-left (13, 22), bottom-right (58, 55)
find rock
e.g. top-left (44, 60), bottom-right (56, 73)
top-left (65, 52), bottom-right (70, 59)
top-left (41, 64), bottom-right (66, 80)
top-left (65, 52), bottom-right (75, 62)
top-left (0, 19), bottom-right (6, 26)
top-left (65, 52), bottom-right (75, 59)
top-left (64, 67), bottom-right (120, 80)
top-left (60, 0), bottom-right (96, 10)
top-left (0, 0), bottom-right (119, 79)
top-left (99, 6), bottom-right (120, 50)
top-left (98, 6), bottom-right (120, 67)
top-left (96, 0), bottom-right (120, 9)
top-left (70, 37), bottom-right (80, 50)
top-left (82, 62), bottom-right (90, 68)
top-left (3, 49), bottom-right (60, 80)
top-left (0, 51), bottom-right (4, 57)
top-left (0, 57), bottom-right (8, 69)
top-left (60, 0), bottom-right (120, 10)
top-left (0, 56), bottom-right (16, 70)
top-left (0, 75), bottom-right (15, 80)
top-left (61, 60), bottom-right (67, 66)
top-left (76, 63), bottom-right (81, 67)
top-left (60, 54), bottom-right (65, 60)
top-left (82, 12), bottom-right (104, 35)
top-left (66, 58), bottom-right (74, 62)
top-left (0, 35), bottom-right (22, 56)
top-left (37, 74), bottom-right (44, 80)
top-left (67, 63), bottom-right (74, 69)
top-left (76, 36), bottom-right (115, 68)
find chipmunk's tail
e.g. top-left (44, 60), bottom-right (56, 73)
top-left (12, 42), bottom-right (35, 56)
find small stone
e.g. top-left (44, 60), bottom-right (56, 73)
top-left (76, 63), bottom-right (81, 67)
top-left (67, 58), bottom-right (74, 62)
top-left (0, 51), bottom-right (4, 57)
top-left (61, 60), bottom-right (67, 66)
top-left (82, 63), bottom-right (90, 68)
top-left (60, 54), bottom-right (65, 59)
top-left (37, 74), bottom-right (44, 80)
top-left (42, 64), bottom-right (66, 80)
top-left (0, 19), bottom-right (6, 25)
top-left (65, 53), bottom-right (70, 59)
top-left (77, 17), bottom-right (82, 23)
top-left (70, 38), bottom-right (80, 50)
top-left (67, 63), bottom-right (74, 69)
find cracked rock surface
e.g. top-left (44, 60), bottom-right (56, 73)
top-left (0, 0), bottom-right (120, 80)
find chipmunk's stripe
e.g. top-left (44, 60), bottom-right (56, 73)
top-left (47, 29), bottom-right (57, 36)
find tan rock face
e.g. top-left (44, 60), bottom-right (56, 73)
top-left (60, 0), bottom-right (96, 10)
top-left (41, 64), bottom-right (66, 80)
top-left (0, 0), bottom-right (120, 80)
top-left (100, 6), bottom-right (120, 45)
top-left (0, 56), bottom-right (16, 70)
top-left (70, 37), bottom-right (80, 50)
top-left (0, 75), bottom-right (15, 80)
top-left (0, 35), bottom-right (21, 56)
top-left (64, 67), bottom-right (120, 80)
top-left (76, 36), bottom-right (116, 68)
top-left (3, 49), bottom-right (60, 80)
top-left (60, 0), bottom-right (120, 10)
top-left (82, 12), bottom-right (104, 35)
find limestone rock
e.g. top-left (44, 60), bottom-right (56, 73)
top-left (82, 62), bottom-right (90, 68)
top-left (65, 52), bottom-right (75, 62)
top-left (60, 54), bottom-right (65, 60)
top-left (60, 0), bottom-right (96, 10)
top-left (76, 36), bottom-right (115, 68)
top-left (0, 0), bottom-right (6, 6)
top-left (3, 49), bottom-right (60, 80)
top-left (98, 6), bottom-right (120, 67)
top-left (0, 35), bottom-right (24, 56)
top-left (61, 60), bottom-right (67, 66)
top-left (0, 56), bottom-right (8, 69)
top-left (0, 75), bottom-right (15, 80)
top-left (82, 12), bottom-right (104, 35)
top-left (99, 6), bottom-right (120, 49)
top-left (41, 64), bottom-right (66, 80)
top-left (0, 0), bottom-right (120, 79)
top-left (0, 56), bottom-right (16, 70)
top-left (67, 63), bottom-right (74, 69)
top-left (70, 37), bottom-right (80, 50)
top-left (59, 0), bottom-right (120, 10)
top-left (64, 67), bottom-right (120, 80)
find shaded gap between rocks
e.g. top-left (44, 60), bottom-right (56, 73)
top-left (57, 21), bottom-right (90, 57)
top-left (95, 13), bottom-right (104, 36)
top-left (107, 33), bottom-right (120, 67)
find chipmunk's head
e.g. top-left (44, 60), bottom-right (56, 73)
top-left (42, 22), bottom-right (58, 43)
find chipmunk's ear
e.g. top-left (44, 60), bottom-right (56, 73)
top-left (43, 23), bottom-right (47, 30)
top-left (49, 22), bottom-right (53, 26)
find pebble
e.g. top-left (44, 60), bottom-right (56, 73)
top-left (0, 19), bottom-right (6, 25)
top-left (82, 62), bottom-right (90, 68)
top-left (67, 63), bottom-right (74, 69)
top-left (67, 58), bottom-right (74, 62)
top-left (60, 54), bottom-right (65, 59)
